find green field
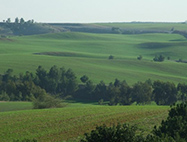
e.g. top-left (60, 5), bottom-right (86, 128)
top-left (0, 102), bottom-right (169, 142)
top-left (0, 32), bottom-right (187, 84)
top-left (0, 102), bottom-right (33, 112)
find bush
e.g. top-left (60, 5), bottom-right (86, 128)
top-left (137, 55), bottom-right (143, 60)
top-left (80, 123), bottom-right (144, 142)
top-left (32, 93), bottom-right (63, 109)
top-left (108, 55), bottom-right (114, 60)
top-left (80, 75), bottom-right (89, 83)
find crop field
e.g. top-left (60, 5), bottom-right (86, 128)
top-left (0, 102), bottom-right (169, 142)
top-left (0, 31), bottom-right (187, 85)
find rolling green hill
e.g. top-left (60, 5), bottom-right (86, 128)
top-left (0, 32), bottom-right (187, 84)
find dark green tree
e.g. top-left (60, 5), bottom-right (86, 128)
top-left (132, 82), bottom-right (152, 104)
top-left (153, 102), bottom-right (187, 141)
top-left (153, 81), bottom-right (177, 105)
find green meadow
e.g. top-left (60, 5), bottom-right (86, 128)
top-left (0, 32), bottom-right (187, 84)
top-left (0, 102), bottom-right (169, 142)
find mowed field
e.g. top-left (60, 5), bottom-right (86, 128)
top-left (0, 102), bottom-right (169, 142)
top-left (0, 31), bottom-right (187, 84)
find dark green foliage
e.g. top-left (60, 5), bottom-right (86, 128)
top-left (153, 81), bottom-right (177, 105)
top-left (131, 82), bottom-right (152, 104)
top-left (13, 138), bottom-right (37, 142)
top-left (0, 91), bottom-right (10, 101)
top-left (80, 123), bottom-right (143, 142)
top-left (108, 55), bottom-right (114, 59)
top-left (75, 80), bottom-right (95, 100)
top-left (153, 55), bottom-right (165, 62)
top-left (80, 75), bottom-right (89, 83)
top-left (153, 102), bottom-right (187, 141)
top-left (137, 55), bottom-right (143, 60)
top-left (108, 80), bottom-right (132, 105)
top-left (93, 81), bottom-right (107, 101)
top-left (177, 83), bottom-right (187, 102)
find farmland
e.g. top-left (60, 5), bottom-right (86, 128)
top-left (0, 31), bottom-right (187, 85)
top-left (0, 102), bottom-right (169, 142)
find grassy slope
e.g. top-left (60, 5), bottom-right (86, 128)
top-left (0, 102), bottom-right (169, 142)
top-left (0, 32), bottom-right (187, 84)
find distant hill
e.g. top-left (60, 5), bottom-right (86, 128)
top-left (0, 19), bottom-right (187, 37)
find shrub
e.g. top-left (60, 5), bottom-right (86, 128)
top-left (33, 93), bottom-right (63, 109)
top-left (137, 55), bottom-right (143, 60)
top-left (80, 123), bottom-right (144, 142)
top-left (108, 55), bottom-right (114, 60)
top-left (80, 75), bottom-right (89, 83)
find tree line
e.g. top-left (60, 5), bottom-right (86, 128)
top-left (2, 17), bottom-right (57, 35)
top-left (0, 65), bottom-right (186, 105)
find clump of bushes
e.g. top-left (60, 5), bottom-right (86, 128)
top-left (153, 55), bottom-right (165, 62)
top-left (32, 92), bottom-right (64, 109)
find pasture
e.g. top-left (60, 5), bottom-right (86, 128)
top-left (0, 32), bottom-right (187, 85)
top-left (0, 102), bottom-right (169, 142)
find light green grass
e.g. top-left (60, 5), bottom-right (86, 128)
top-left (0, 102), bottom-right (169, 142)
top-left (0, 32), bottom-right (187, 84)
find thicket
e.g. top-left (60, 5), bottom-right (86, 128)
top-left (0, 66), bottom-right (186, 105)
top-left (80, 101), bottom-right (187, 142)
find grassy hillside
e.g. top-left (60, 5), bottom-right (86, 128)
top-left (0, 102), bottom-right (169, 141)
top-left (0, 32), bottom-right (187, 84)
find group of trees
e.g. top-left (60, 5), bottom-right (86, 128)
top-left (2, 18), bottom-right (58, 35)
top-left (0, 66), bottom-right (77, 102)
top-left (0, 66), bottom-right (187, 105)
top-left (76, 78), bottom-right (184, 105)
top-left (153, 55), bottom-right (165, 62)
